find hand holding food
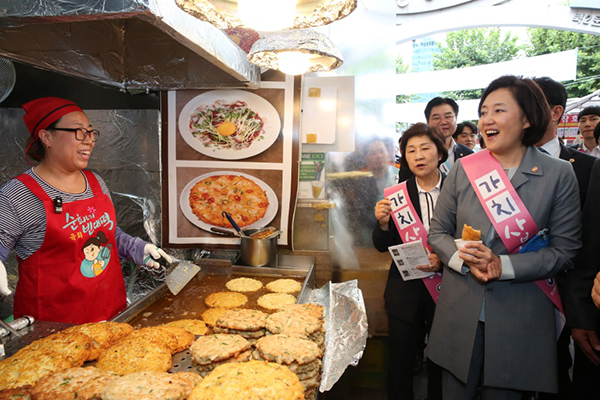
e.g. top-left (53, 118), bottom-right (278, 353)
top-left (374, 199), bottom-right (392, 228)
top-left (457, 224), bottom-right (501, 282)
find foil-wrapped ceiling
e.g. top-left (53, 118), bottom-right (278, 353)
top-left (0, 0), bottom-right (260, 91)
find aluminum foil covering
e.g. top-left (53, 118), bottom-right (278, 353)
top-left (304, 279), bottom-right (368, 392)
top-left (174, 0), bottom-right (357, 30)
top-left (0, 108), bottom-right (169, 311)
top-left (248, 29), bottom-right (343, 73)
top-left (0, 0), bottom-right (259, 90)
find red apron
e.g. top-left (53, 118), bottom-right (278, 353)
top-left (13, 170), bottom-right (127, 323)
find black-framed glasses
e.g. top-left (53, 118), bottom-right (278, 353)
top-left (51, 127), bottom-right (100, 142)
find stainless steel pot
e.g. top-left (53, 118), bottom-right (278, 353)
top-left (240, 227), bottom-right (279, 267)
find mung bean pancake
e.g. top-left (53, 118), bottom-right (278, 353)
top-left (254, 334), bottom-right (321, 365)
top-left (265, 279), bottom-right (302, 294)
top-left (204, 291), bottom-right (248, 308)
top-left (0, 348), bottom-right (72, 390)
top-left (121, 326), bottom-right (180, 354)
top-left (18, 330), bottom-right (91, 368)
top-left (0, 386), bottom-right (32, 399)
top-left (189, 334), bottom-right (251, 365)
top-left (187, 360), bottom-right (304, 400)
top-left (256, 293), bottom-right (296, 311)
top-left (194, 350), bottom-right (252, 377)
top-left (62, 322), bottom-right (133, 361)
top-left (201, 307), bottom-right (231, 327)
top-left (225, 277), bottom-right (263, 293)
top-left (102, 371), bottom-right (196, 400)
top-left (164, 319), bottom-right (209, 336)
top-left (155, 325), bottom-right (195, 353)
top-left (95, 340), bottom-right (172, 375)
top-left (30, 367), bottom-right (118, 400)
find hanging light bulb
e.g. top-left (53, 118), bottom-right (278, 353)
top-left (237, 0), bottom-right (296, 32)
top-left (276, 51), bottom-right (313, 75)
top-left (248, 29), bottom-right (343, 75)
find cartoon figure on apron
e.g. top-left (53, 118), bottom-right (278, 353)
top-left (80, 231), bottom-right (112, 278)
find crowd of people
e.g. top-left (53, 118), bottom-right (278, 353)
top-left (375, 76), bottom-right (600, 400)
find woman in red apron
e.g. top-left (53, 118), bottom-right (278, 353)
top-left (0, 97), bottom-right (171, 324)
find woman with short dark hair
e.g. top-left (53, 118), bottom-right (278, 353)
top-left (427, 75), bottom-right (581, 398)
top-left (373, 122), bottom-right (448, 400)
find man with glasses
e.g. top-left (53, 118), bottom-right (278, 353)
top-left (398, 97), bottom-right (473, 182)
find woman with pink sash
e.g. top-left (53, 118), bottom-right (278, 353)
top-left (373, 123), bottom-right (447, 400)
top-left (426, 76), bottom-right (581, 399)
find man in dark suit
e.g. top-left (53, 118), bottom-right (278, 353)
top-left (568, 157), bottom-right (600, 399)
top-left (534, 76), bottom-right (596, 400)
top-left (398, 97), bottom-right (473, 182)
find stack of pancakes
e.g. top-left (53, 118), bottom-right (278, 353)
top-left (189, 334), bottom-right (252, 377)
top-left (188, 360), bottom-right (304, 400)
top-left (213, 309), bottom-right (268, 343)
top-left (266, 303), bottom-right (326, 351)
top-left (253, 334), bottom-right (323, 400)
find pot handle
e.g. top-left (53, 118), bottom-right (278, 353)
top-left (221, 211), bottom-right (245, 236)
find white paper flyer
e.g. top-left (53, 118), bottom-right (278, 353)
top-left (388, 240), bottom-right (434, 281)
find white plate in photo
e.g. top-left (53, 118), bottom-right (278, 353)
top-left (178, 90), bottom-right (281, 160)
top-left (180, 171), bottom-right (279, 234)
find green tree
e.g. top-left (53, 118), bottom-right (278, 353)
top-left (433, 28), bottom-right (524, 100)
top-left (396, 54), bottom-right (415, 104)
top-left (526, 28), bottom-right (600, 98)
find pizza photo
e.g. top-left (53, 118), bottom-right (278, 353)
top-left (180, 172), bottom-right (278, 233)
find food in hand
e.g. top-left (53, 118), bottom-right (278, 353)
top-left (462, 224), bottom-right (481, 241)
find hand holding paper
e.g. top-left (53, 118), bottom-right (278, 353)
top-left (374, 199), bottom-right (392, 228)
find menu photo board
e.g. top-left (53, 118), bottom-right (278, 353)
top-left (162, 74), bottom-right (300, 247)
top-left (298, 153), bottom-right (325, 200)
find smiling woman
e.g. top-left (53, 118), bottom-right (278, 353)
top-left (0, 97), bottom-right (172, 324)
top-left (426, 76), bottom-right (582, 398)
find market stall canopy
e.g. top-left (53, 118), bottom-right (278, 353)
top-left (0, 0), bottom-right (260, 91)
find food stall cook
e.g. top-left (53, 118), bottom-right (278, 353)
top-left (0, 97), bottom-right (171, 324)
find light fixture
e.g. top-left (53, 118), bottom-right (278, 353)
top-left (175, 0), bottom-right (357, 32)
top-left (247, 29), bottom-right (343, 75)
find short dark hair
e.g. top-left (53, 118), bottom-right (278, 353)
top-left (453, 121), bottom-right (478, 139)
top-left (424, 97), bottom-right (459, 121)
top-left (399, 123), bottom-right (449, 170)
top-left (479, 75), bottom-right (550, 147)
top-left (533, 77), bottom-right (567, 119)
top-left (579, 106), bottom-right (600, 120)
top-left (594, 121), bottom-right (600, 144)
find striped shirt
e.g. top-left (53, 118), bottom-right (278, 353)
top-left (0, 168), bottom-right (113, 262)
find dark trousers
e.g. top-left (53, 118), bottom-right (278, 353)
top-left (537, 327), bottom-right (572, 400)
top-left (442, 322), bottom-right (523, 400)
top-left (572, 341), bottom-right (600, 399)
top-left (387, 292), bottom-right (441, 400)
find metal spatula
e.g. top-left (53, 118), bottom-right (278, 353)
top-left (153, 256), bottom-right (201, 296)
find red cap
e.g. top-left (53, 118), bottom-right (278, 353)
top-left (22, 97), bottom-right (84, 139)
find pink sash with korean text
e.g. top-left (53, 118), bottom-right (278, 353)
top-left (384, 181), bottom-right (443, 303)
top-left (461, 150), bottom-right (563, 313)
